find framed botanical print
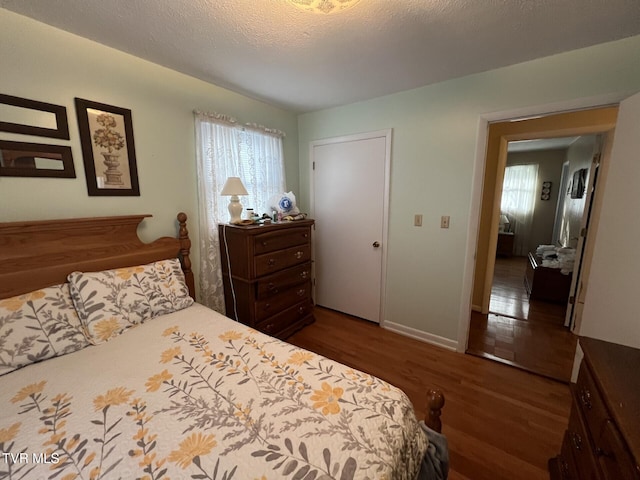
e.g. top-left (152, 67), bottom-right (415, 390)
top-left (75, 98), bottom-right (140, 196)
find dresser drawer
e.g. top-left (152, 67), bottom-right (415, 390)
top-left (559, 431), bottom-right (580, 479)
top-left (596, 420), bottom-right (640, 480)
top-left (256, 262), bottom-right (312, 299)
top-left (255, 281), bottom-right (311, 322)
top-left (255, 244), bottom-right (311, 277)
top-left (256, 300), bottom-right (312, 336)
top-left (254, 227), bottom-right (311, 254)
top-left (575, 363), bottom-right (610, 440)
top-left (566, 397), bottom-right (601, 480)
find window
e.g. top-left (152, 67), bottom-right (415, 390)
top-left (194, 112), bottom-right (286, 310)
top-left (500, 164), bottom-right (538, 255)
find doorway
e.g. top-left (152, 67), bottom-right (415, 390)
top-left (310, 130), bottom-right (391, 324)
top-left (467, 107), bottom-right (619, 381)
top-left (469, 136), bottom-right (601, 381)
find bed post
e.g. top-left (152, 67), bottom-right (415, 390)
top-left (177, 212), bottom-right (196, 299)
top-left (425, 389), bottom-right (445, 433)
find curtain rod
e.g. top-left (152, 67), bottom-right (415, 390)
top-left (194, 110), bottom-right (286, 138)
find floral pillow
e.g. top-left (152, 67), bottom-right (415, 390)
top-left (68, 259), bottom-right (193, 344)
top-left (146, 258), bottom-right (194, 316)
top-left (68, 264), bottom-right (155, 344)
top-left (0, 284), bottom-right (90, 376)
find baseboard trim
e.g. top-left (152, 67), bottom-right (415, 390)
top-left (383, 321), bottom-right (458, 351)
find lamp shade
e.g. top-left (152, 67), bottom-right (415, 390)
top-left (220, 177), bottom-right (248, 196)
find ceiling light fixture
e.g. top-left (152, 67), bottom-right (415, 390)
top-left (288, 0), bottom-right (361, 14)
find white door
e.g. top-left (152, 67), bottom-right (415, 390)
top-left (311, 130), bottom-right (391, 323)
top-left (573, 91), bottom-right (640, 339)
top-left (565, 136), bottom-right (603, 328)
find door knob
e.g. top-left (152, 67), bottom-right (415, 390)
top-left (372, 241), bottom-right (380, 248)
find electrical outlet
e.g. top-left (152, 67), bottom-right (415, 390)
top-left (414, 214), bottom-right (423, 227)
top-left (441, 216), bottom-right (450, 228)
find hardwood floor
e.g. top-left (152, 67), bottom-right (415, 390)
top-left (467, 256), bottom-right (577, 382)
top-left (288, 307), bottom-right (571, 480)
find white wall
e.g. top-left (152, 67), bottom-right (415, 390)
top-left (579, 91), bottom-right (640, 348)
top-left (0, 10), bottom-right (299, 298)
top-left (298, 35), bottom-right (640, 345)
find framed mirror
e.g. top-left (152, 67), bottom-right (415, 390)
top-left (0, 94), bottom-right (70, 140)
top-left (0, 140), bottom-right (75, 178)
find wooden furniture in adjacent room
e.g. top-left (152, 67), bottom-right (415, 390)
top-left (524, 251), bottom-right (572, 304)
top-left (496, 232), bottom-right (515, 257)
top-left (218, 219), bottom-right (315, 338)
top-left (549, 337), bottom-right (640, 480)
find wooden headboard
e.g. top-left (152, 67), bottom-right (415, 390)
top-left (0, 212), bottom-right (195, 299)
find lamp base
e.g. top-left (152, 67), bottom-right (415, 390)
top-left (228, 196), bottom-right (243, 224)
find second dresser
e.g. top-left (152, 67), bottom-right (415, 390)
top-left (218, 219), bottom-right (314, 338)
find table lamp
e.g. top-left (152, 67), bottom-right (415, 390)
top-left (499, 214), bottom-right (510, 233)
top-left (220, 177), bottom-right (248, 224)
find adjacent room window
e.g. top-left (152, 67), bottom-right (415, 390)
top-left (500, 164), bottom-right (538, 256)
top-left (195, 111), bottom-right (286, 310)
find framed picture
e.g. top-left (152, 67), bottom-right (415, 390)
top-left (0, 140), bottom-right (75, 178)
top-left (570, 168), bottom-right (587, 199)
top-left (75, 98), bottom-right (140, 196)
top-left (0, 93), bottom-right (70, 139)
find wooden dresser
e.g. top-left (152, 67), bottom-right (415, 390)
top-left (218, 220), bottom-right (314, 339)
top-left (549, 337), bottom-right (640, 480)
top-left (525, 252), bottom-right (572, 304)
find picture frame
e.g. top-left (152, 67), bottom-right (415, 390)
top-left (75, 98), bottom-right (140, 196)
top-left (0, 140), bottom-right (75, 178)
top-left (0, 93), bottom-right (70, 139)
top-left (541, 181), bottom-right (552, 201)
top-left (570, 168), bottom-right (587, 199)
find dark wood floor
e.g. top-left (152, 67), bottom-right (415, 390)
top-left (467, 256), bottom-right (577, 382)
top-left (288, 307), bottom-right (571, 480)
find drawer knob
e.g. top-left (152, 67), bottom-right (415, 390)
top-left (300, 271), bottom-right (309, 279)
top-left (297, 288), bottom-right (306, 297)
top-left (262, 241), bottom-right (268, 246)
top-left (268, 259), bottom-right (276, 266)
top-left (580, 388), bottom-right (592, 409)
top-left (298, 306), bottom-right (305, 314)
top-left (294, 251), bottom-right (304, 259)
top-left (595, 446), bottom-right (614, 458)
top-left (264, 323), bottom-right (274, 332)
top-left (264, 303), bottom-right (271, 310)
top-left (303, 233), bottom-right (309, 238)
top-left (570, 432), bottom-right (583, 452)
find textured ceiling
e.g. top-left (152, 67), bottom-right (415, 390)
top-left (2, 0), bottom-right (639, 113)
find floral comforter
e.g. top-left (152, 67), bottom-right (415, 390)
top-left (1, 304), bottom-right (427, 480)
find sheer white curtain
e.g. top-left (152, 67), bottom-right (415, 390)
top-left (500, 164), bottom-right (538, 256)
top-left (195, 111), bottom-right (286, 311)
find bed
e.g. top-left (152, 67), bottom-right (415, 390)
top-left (0, 213), bottom-right (446, 480)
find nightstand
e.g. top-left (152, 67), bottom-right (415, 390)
top-left (496, 232), bottom-right (514, 257)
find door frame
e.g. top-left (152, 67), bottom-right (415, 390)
top-left (309, 129), bottom-right (392, 326)
top-left (457, 93), bottom-right (628, 353)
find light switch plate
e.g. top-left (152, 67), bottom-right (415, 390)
top-left (414, 214), bottom-right (423, 227)
top-left (441, 216), bottom-right (450, 228)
